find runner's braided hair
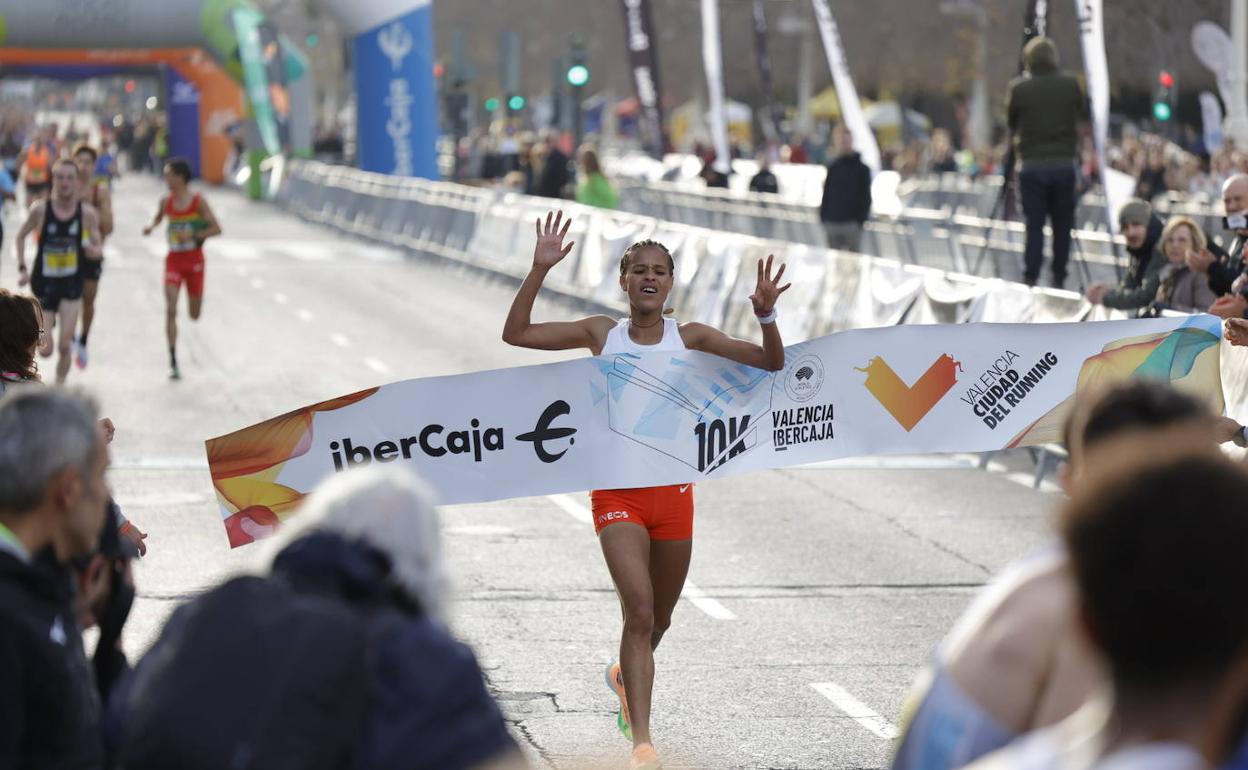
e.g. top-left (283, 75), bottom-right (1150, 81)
top-left (618, 239), bottom-right (674, 276)
top-left (619, 240), bottom-right (676, 315)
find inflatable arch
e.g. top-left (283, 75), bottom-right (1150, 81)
top-left (0, 0), bottom-right (437, 184)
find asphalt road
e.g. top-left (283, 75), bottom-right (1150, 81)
top-left (0, 174), bottom-right (1059, 770)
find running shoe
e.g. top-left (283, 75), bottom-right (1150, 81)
top-left (73, 338), bottom-right (88, 370)
top-left (606, 662), bottom-right (631, 740)
top-left (629, 742), bottom-right (661, 770)
top-left (168, 364), bottom-right (181, 381)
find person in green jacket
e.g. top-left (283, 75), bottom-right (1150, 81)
top-left (575, 147), bottom-right (619, 210)
top-left (1005, 36), bottom-right (1089, 289)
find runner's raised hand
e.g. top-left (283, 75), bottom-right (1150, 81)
top-left (533, 210), bottom-right (575, 270)
top-left (749, 254), bottom-right (791, 315)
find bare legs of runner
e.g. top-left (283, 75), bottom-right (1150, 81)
top-left (165, 283), bottom-right (203, 377)
top-left (600, 524), bottom-right (692, 749)
top-left (42, 300), bottom-right (81, 384)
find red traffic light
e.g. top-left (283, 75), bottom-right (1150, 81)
top-left (124, 80), bottom-right (136, 93)
top-left (1158, 70), bottom-right (1175, 88)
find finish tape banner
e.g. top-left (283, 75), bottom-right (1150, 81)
top-left (207, 316), bottom-right (1224, 547)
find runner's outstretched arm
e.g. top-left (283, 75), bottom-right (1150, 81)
top-left (195, 198), bottom-right (223, 243)
top-left (14, 202), bottom-right (43, 284)
top-left (96, 187), bottom-right (114, 238)
top-left (142, 196), bottom-right (166, 236)
top-left (681, 254), bottom-right (790, 371)
top-left (502, 210), bottom-right (612, 352)
top-left (82, 206), bottom-right (103, 260)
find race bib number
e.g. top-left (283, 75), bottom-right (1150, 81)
top-left (169, 221), bottom-right (198, 252)
top-left (42, 244), bottom-right (78, 277)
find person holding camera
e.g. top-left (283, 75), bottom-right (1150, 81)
top-left (1188, 174), bottom-right (1248, 320)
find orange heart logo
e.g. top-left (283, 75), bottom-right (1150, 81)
top-left (856, 354), bottom-right (962, 432)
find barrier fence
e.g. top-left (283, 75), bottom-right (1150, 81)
top-left (273, 159), bottom-right (1248, 450)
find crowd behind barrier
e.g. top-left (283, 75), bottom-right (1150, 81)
top-left (273, 159), bottom-right (1248, 439)
top-left (614, 178), bottom-right (1131, 288)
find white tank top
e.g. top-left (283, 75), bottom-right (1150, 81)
top-left (600, 318), bottom-right (686, 355)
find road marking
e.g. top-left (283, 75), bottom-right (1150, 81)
top-left (296, 308), bottom-right (314, 322)
top-left (330, 333), bottom-right (351, 347)
top-left (545, 494), bottom-right (736, 620)
top-left (364, 357), bottom-right (391, 375)
top-left (250, 277), bottom-right (265, 289)
top-left (678, 581), bottom-right (738, 620)
top-left (810, 682), bottom-right (899, 740)
top-left (547, 493), bottom-right (593, 524)
top-left (110, 457), bottom-right (209, 470)
top-left (273, 292), bottom-right (289, 305)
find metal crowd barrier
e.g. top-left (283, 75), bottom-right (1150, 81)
top-left (273, 159), bottom-right (1248, 481)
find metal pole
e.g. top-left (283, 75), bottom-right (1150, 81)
top-left (1227, 0), bottom-right (1248, 146)
top-left (796, 29), bottom-right (813, 135)
top-left (969, 11), bottom-right (990, 149)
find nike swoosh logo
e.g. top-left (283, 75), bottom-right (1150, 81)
top-left (678, 485), bottom-right (690, 493)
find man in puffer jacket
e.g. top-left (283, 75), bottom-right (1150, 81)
top-left (1087, 199), bottom-right (1166, 316)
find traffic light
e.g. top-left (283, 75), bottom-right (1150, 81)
top-left (566, 64), bottom-right (589, 88)
top-left (484, 97), bottom-right (500, 112)
top-left (507, 94), bottom-right (526, 112)
top-left (566, 41), bottom-right (589, 88)
top-left (1153, 70), bottom-right (1175, 122)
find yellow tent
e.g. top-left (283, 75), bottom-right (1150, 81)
top-left (810, 86), bottom-right (841, 119)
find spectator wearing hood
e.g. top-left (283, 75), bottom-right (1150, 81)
top-left (1087, 200), bottom-right (1166, 314)
top-left (819, 125), bottom-right (872, 252)
top-left (1006, 36), bottom-right (1089, 289)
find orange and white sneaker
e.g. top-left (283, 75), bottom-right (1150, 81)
top-left (606, 661), bottom-right (632, 740)
top-left (630, 742), bottom-right (662, 770)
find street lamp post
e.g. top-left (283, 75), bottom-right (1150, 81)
top-left (940, 0), bottom-right (990, 150)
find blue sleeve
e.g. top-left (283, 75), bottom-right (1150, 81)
top-left (0, 169), bottom-right (14, 195)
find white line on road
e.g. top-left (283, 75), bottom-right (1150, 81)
top-left (250, 277), bottom-right (265, 289)
top-left (296, 308), bottom-right (314, 323)
top-left (545, 494), bottom-right (737, 620)
top-left (364, 357), bottom-right (391, 375)
top-left (678, 581), bottom-right (738, 620)
top-left (810, 682), bottom-right (899, 740)
top-left (273, 292), bottom-right (289, 305)
top-left (330, 333), bottom-right (351, 347)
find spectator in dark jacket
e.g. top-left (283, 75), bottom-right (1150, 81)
top-left (748, 155), bottom-right (779, 195)
top-left (534, 133), bottom-right (570, 199)
top-left (1134, 147), bottom-right (1168, 203)
top-left (0, 388), bottom-right (113, 770)
top-left (1189, 174), bottom-right (1248, 319)
top-left (115, 466), bottom-right (525, 770)
top-left (1005, 36), bottom-right (1088, 289)
top-left (1087, 200), bottom-right (1166, 315)
top-left (819, 126), bottom-right (871, 252)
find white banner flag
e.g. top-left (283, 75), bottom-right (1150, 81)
top-left (1201, 91), bottom-right (1225, 151)
top-left (700, 0), bottom-right (732, 174)
top-left (1074, 0), bottom-right (1120, 233)
top-left (810, 0), bottom-right (880, 175)
top-left (209, 317), bottom-right (1223, 547)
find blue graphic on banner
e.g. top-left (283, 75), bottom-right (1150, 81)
top-left (164, 66), bottom-right (202, 178)
top-left (353, 7), bottom-right (439, 179)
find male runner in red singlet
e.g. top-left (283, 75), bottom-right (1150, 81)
top-left (502, 210), bottom-right (790, 770)
top-left (72, 145), bottom-right (114, 370)
top-left (142, 157), bottom-right (221, 380)
top-left (14, 159), bottom-right (103, 384)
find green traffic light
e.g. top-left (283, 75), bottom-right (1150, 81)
top-left (485, 97), bottom-right (500, 112)
top-left (566, 64), bottom-right (590, 87)
top-left (508, 95), bottom-right (526, 111)
top-left (305, 33), bottom-right (319, 47)
top-left (1153, 102), bottom-right (1172, 121)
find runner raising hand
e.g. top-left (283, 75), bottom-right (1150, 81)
top-left (503, 210), bottom-right (790, 770)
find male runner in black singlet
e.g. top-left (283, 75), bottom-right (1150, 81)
top-left (15, 159), bottom-right (103, 384)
